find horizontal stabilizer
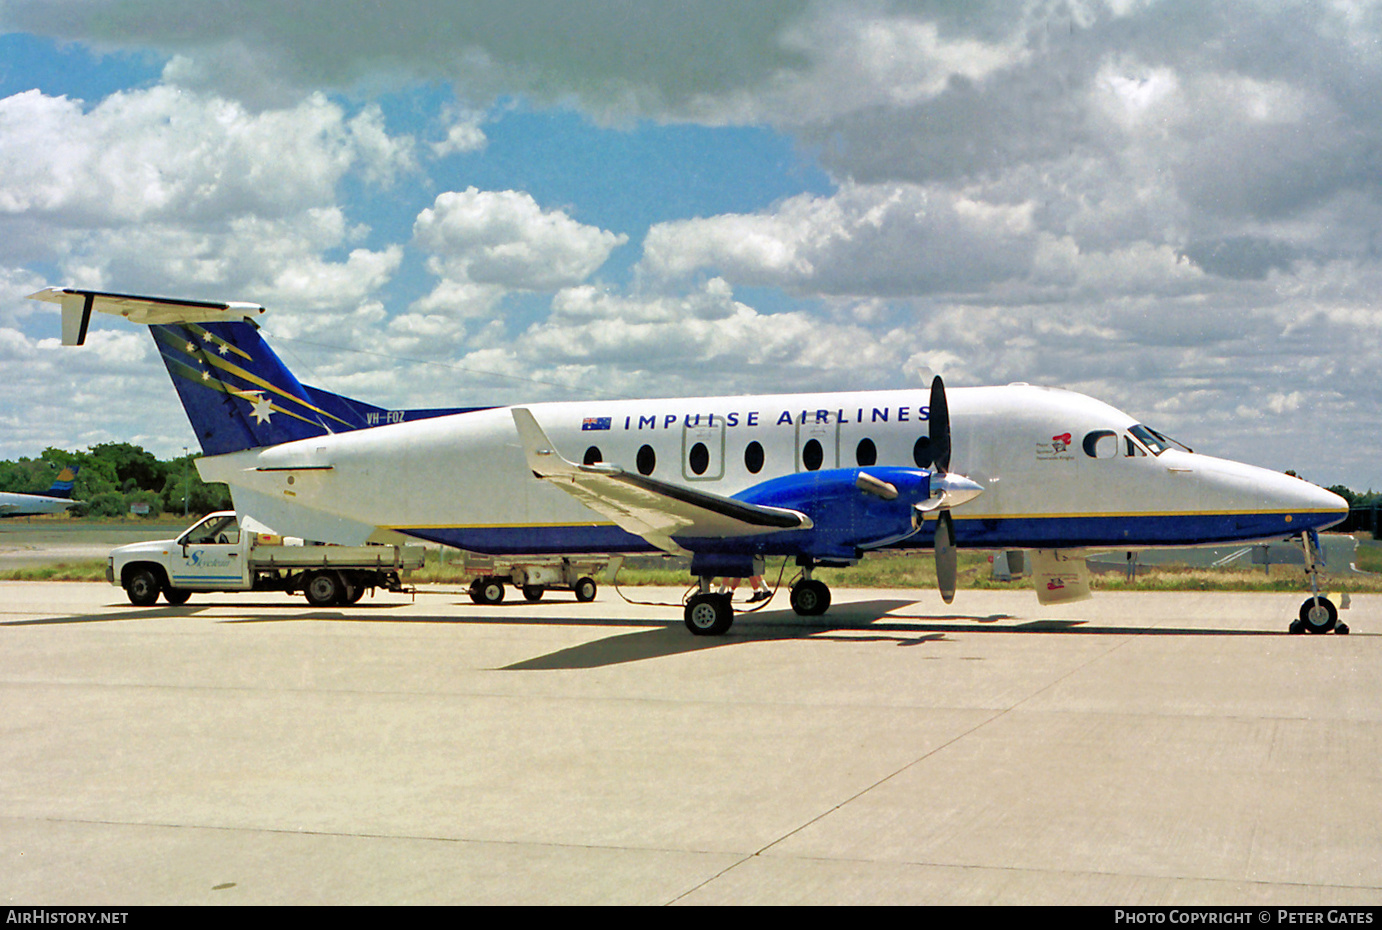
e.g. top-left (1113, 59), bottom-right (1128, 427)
top-left (512, 408), bottom-right (810, 553)
top-left (29, 287), bottom-right (266, 346)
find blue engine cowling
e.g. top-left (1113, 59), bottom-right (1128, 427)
top-left (678, 466), bottom-right (935, 576)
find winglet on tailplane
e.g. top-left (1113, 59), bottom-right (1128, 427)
top-left (31, 287), bottom-right (483, 456)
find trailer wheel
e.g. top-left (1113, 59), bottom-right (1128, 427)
top-left (125, 568), bottom-right (161, 607)
top-left (523, 585), bottom-right (545, 602)
top-left (474, 577), bottom-right (506, 604)
top-left (304, 570), bottom-right (344, 607)
top-left (574, 577), bottom-right (597, 602)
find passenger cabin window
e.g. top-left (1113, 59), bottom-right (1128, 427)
top-left (912, 436), bottom-right (933, 469)
top-left (855, 438), bottom-right (877, 467)
top-left (744, 441), bottom-right (764, 474)
top-left (637, 444), bottom-right (656, 476)
top-left (802, 439), bottom-right (824, 471)
top-left (688, 442), bottom-right (710, 476)
top-left (1083, 430), bottom-right (1118, 459)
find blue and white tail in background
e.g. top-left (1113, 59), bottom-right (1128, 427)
top-left (44, 465), bottom-right (79, 498)
top-left (31, 287), bottom-right (480, 455)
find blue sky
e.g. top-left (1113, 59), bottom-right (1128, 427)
top-left (0, 2), bottom-right (1379, 492)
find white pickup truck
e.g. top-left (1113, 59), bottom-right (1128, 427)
top-left (108, 511), bottom-right (426, 607)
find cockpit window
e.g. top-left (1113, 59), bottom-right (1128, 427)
top-left (1129, 424), bottom-right (1194, 456)
top-left (1129, 425), bottom-right (1168, 455)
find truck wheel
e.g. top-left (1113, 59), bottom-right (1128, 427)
top-left (304, 571), bottom-right (344, 607)
top-left (163, 588), bottom-right (192, 605)
top-left (126, 568), bottom-right (161, 607)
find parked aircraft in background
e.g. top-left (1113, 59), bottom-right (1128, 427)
top-left (35, 287), bottom-right (1351, 634)
top-left (0, 465), bottom-right (81, 517)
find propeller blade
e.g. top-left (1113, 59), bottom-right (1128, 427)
top-left (929, 375), bottom-right (951, 473)
top-left (935, 510), bottom-right (957, 604)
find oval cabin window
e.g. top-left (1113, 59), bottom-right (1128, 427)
top-left (744, 441), bottom-right (764, 474)
top-left (689, 442), bottom-right (710, 476)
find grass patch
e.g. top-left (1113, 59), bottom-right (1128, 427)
top-left (0, 560), bottom-right (109, 582)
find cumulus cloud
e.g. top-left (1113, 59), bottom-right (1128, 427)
top-left (413, 187), bottom-right (626, 291)
top-left (0, 87), bottom-right (411, 230)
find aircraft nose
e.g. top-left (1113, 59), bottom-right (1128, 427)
top-left (1221, 458), bottom-right (1348, 530)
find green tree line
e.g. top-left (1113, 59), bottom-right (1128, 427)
top-left (0, 444), bottom-right (232, 518)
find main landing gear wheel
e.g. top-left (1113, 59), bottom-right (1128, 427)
top-left (574, 577), bottom-right (598, 603)
top-left (1299, 597), bottom-right (1338, 634)
top-left (684, 593), bottom-right (733, 636)
top-left (469, 576), bottom-right (506, 605)
top-left (789, 579), bottom-right (831, 616)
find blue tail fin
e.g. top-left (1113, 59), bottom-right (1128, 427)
top-left (150, 321), bottom-right (480, 455)
top-left (44, 465), bottom-right (78, 498)
top-left (33, 286), bottom-right (483, 455)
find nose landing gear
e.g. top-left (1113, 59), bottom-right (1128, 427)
top-left (1290, 529), bottom-right (1349, 635)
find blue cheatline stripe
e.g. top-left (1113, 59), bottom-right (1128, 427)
top-left (392, 509), bottom-right (1344, 557)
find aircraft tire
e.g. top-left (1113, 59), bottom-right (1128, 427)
top-left (163, 587), bottom-right (192, 605)
top-left (1300, 597), bottom-right (1338, 634)
top-left (574, 577), bottom-right (597, 602)
top-left (523, 585), bottom-right (545, 602)
top-left (789, 579), bottom-right (831, 616)
top-left (685, 593), bottom-right (733, 636)
top-left (125, 568), bottom-right (161, 607)
top-left (304, 570), bottom-right (344, 607)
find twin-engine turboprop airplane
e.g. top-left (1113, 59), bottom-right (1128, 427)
top-left (0, 465), bottom-right (81, 517)
top-left (35, 287), bottom-right (1351, 634)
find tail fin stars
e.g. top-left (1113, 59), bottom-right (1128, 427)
top-left (151, 321), bottom-right (356, 454)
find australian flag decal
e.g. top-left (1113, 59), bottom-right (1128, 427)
top-left (582, 416), bottom-right (612, 431)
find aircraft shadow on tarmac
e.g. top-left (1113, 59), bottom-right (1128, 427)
top-left (2, 596), bottom-right (1306, 672)
top-left (498, 598), bottom-right (1298, 670)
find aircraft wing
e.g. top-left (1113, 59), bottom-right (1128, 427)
top-left (511, 408), bottom-right (811, 554)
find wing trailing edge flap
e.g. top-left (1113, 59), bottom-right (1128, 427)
top-left (511, 408), bottom-right (811, 554)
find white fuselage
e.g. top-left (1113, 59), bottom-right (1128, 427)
top-left (0, 492), bottom-right (79, 518)
top-left (196, 384), bottom-right (1347, 555)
